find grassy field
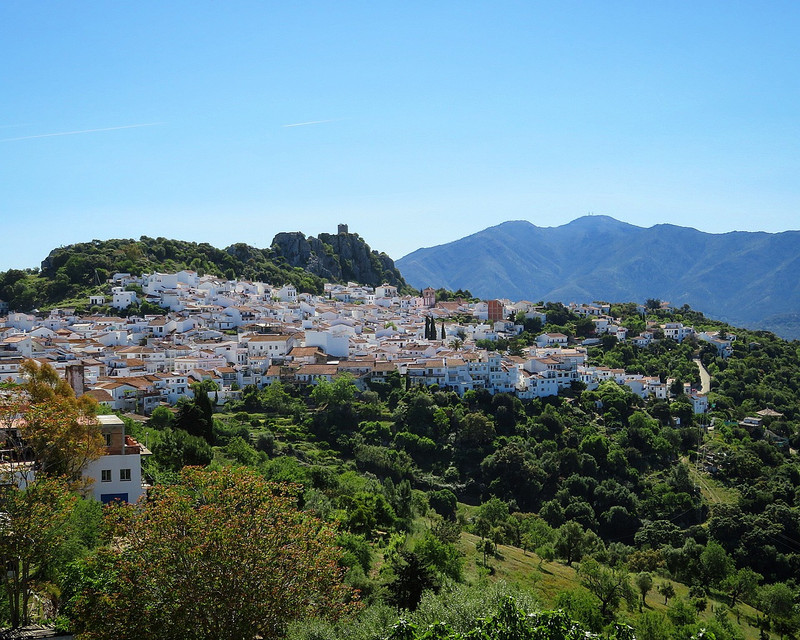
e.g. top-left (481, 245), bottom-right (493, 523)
top-left (457, 531), bottom-right (764, 640)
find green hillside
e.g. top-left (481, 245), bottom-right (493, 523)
top-left (0, 231), bottom-right (412, 313)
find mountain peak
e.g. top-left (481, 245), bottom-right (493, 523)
top-left (563, 215), bottom-right (639, 230)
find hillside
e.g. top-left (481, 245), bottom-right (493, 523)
top-left (5, 301), bottom-right (800, 635)
top-left (396, 216), bottom-right (800, 338)
top-left (0, 229), bottom-right (410, 312)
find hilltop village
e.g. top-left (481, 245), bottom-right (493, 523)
top-left (0, 270), bottom-right (733, 417)
top-left (4, 269), bottom-right (800, 638)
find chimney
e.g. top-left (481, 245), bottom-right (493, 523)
top-left (66, 364), bottom-right (85, 397)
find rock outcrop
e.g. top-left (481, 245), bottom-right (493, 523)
top-left (271, 230), bottom-right (408, 289)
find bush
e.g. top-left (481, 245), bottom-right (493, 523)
top-left (428, 489), bottom-right (457, 520)
top-left (255, 431), bottom-right (275, 455)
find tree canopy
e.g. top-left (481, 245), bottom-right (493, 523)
top-left (71, 466), bottom-right (360, 640)
top-left (0, 360), bottom-right (103, 483)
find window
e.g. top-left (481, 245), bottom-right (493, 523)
top-left (104, 433), bottom-right (112, 446)
top-left (120, 469), bottom-right (131, 482)
top-left (101, 469), bottom-right (111, 482)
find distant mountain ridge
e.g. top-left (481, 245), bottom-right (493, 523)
top-left (396, 216), bottom-right (800, 338)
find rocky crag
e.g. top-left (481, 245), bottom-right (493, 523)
top-left (271, 228), bottom-right (409, 290)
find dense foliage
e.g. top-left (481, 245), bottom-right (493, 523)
top-left (68, 467), bottom-right (358, 640)
top-left (0, 362), bottom-right (103, 628)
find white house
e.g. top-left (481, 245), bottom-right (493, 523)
top-left (2, 334), bottom-right (35, 358)
top-left (111, 287), bottom-right (138, 309)
top-left (276, 284), bottom-right (297, 302)
top-left (245, 334), bottom-right (295, 362)
top-left (176, 270), bottom-right (199, 286)
top-left (517, 370), bottom-right (560, 398)
top-left (159, 290), bottom-right (184, 311)
top-left (304, 328), bottom-right (350, 358)
top-left (689, 392), bottom-right (709, 414)
top-left (0, 357), bottom-right (25, 384)
top-left (144, 272), bottom-right (179, 295)
top-left (83, 415), bottom-right (151, 504)
top-left (535, 333), bottom-right (568, 347)
top-left (697, 331), bottom-right (735, 358)
top-left (5, 313), bottom-right (36, 332)
top-left (662, 322), bottom-right (695, 342)
top-left (375, 284), bottom-right (398, 299)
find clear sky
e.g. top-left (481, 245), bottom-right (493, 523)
top-left (3, 1), bottom-right (800, 271)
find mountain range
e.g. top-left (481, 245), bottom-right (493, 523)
top-left (4, 217), bottom-right (799, 339)
top-left (396, 216), bottom-right (800, 339)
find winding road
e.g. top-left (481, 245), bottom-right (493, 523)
top-left (693, 358), bottom-right (711, 394)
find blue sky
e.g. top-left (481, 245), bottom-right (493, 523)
top-left (2, 1), bottom-right (800, 270)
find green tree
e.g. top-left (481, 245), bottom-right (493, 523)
top-left (311, 373), bottom-right (357, 408)
top-left (2, 360), bottom-right (104, 484)
top-left (658, 582), bottom-right (676, 605)
top-left (666, 597), bottom-right (697, 628)
top-left (759, 582), bottom-right (797, 637)
top-left (477, 497), bottom-right (510, 528)
top-left (722, 567), bottom-right (762, 609)
top-left (481, 443), bottom-right (544, 510)
top-left (554, 589), bottom-right (605, 632)
top-left (578, 557), bottom-right (635, 620)
top-left (477, 538), bottom-right (496, 567)
top-left (152, 428), bottom-right (213, 471)
top-left (413, 532), bottom-right (463, 582)
top-left (535, 544), bottom-right (555, 569)
top-left (223, 435), bottom-right (260, 466)
top-left (635, 611), bottom-right (673, 640)
top-left (147, 405), bottom-right (174, 429)
top-left (386, 550), bottom-right (439, 611)
top-left (699, 539), bottom-right (733, 590)
top-left (70, 467), bottom-right (358, 639)
top-left (259, 380), bottom-right (302, 416)
top-left (428, 489), bottom-right (457, 520)
top-left (645, 299), bottom-right (662, 310)
top-left (0, 475), bottom-right (76, 628)
top-left (174, 384), bottom-right (214, 443)
top-left (635, 572), bottom-right (654, 611)
top-left (554, 521), bottom-right (595, 567)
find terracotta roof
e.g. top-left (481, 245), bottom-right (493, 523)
top-left (289, 346), bottom-right (324, 356)
top-left (248, 334), bottom-right (290, 342)
top-left (296, 364), bottom-right (339, 375)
